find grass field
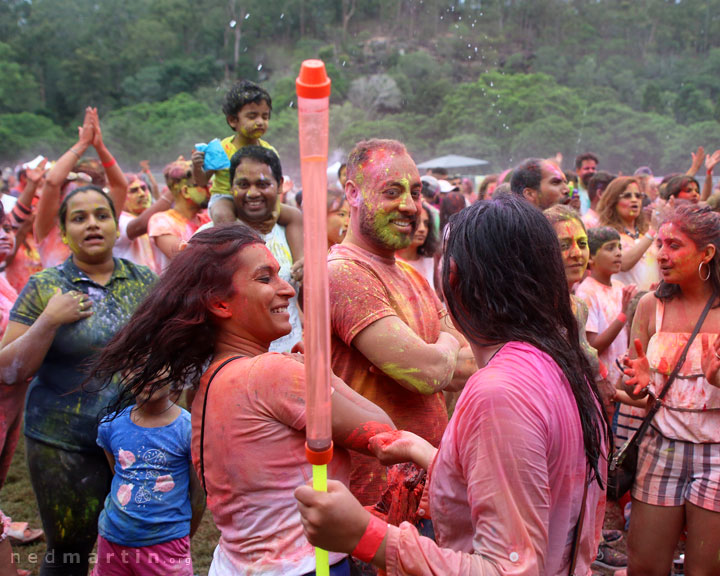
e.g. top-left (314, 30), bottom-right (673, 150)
top-left (2, 434), bottom-right (220, 575)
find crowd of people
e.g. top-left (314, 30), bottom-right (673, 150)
top-left (0, 79), bottom-right (719, 576)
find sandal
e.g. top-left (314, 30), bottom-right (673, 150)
top-left (7, 521), bottom-right (44, 546)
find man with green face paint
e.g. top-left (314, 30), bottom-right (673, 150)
top-left (327, 139), bottom-right (476, 509)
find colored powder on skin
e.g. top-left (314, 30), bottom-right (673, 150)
top-left (379, 362), bottom-right (435, 394)
top-left (372, 209), bottom-right (412, 250)
top-left (344, 421), bottom-right (394, 451)
top-left (373, 462), bottom-right (426, 527)
top-left (373, 429), bottom-right (403, 448)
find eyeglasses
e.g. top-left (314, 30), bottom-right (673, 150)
top-left (619, 191), bottom-right (643, 200)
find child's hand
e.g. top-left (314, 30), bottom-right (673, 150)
top-left (291, 258), bottom-right (304, 283)
top-left (622, 338), bottom-right (651, 397)
top-left (191, 149), bottom-right (205, 172)
top-left (620, 284), bottom-right (638, 316)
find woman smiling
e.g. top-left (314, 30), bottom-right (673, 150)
top-left (90, 225), bottom-right (394, 576)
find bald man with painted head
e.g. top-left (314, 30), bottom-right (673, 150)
top-left (510, 158), bottom-right (569, 209)
top-left (327, 139), bottom-right (475, 507)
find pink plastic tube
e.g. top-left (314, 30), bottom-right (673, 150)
top-left (296, 60), bottom-right (333, 458)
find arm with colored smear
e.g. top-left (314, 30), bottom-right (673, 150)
top-left (147, 212), bottom-right (183, 261)
top-left (352, 317), bottom-right (460, 395)
top-left (15, 159), bottom-right (47, 215)
top-left (621, 292), bottom-right (655, 399)
top-left (620, 234), bottom-right (655, 272)
top-left (330, 371), bottom-right (396, 455)
top-left (153, 234), bottom-right (182, 261)
top-left (439, 315), bottom-right (477, 392)
top-left (277, 204), bottom-right (305, 281)
top-left (297, 378), bottom-right (555, 575)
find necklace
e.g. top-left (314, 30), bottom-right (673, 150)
top-left (623, 226), bottom-right (640, 239)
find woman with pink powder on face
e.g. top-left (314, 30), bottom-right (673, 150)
top-left (90, 225), bottom-right (394, 576)
top-left (621, 203), bottom-right (720, 576)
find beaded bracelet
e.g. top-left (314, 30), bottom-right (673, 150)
top-left (351, 515), bottom-right (388, 563)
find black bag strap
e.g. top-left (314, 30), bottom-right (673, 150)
top-left (612, 290), bottom-right (716, 469)
top-left (199, 355), bottom-right (245, 493)
top-left (568, 469), bottom-right (589, 576)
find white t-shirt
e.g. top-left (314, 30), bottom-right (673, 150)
top-left (114, 212), bottom-right (161, 274)
top-left (575, 275), bottom-right (628, 385)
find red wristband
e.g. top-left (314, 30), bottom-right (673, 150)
top-left (617, 312), bottom-right (627, 324)
top-left (101, 157), bottom-right (116, 168)
top-left (708, 169), bottom-right (713, 176)
top-left (351, 515), bottom-right (387, 563)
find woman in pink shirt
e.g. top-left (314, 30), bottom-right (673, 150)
top-left (91, 225), bottom-right (394, 576)
top-left (296, 193), bottom-right (610, 575)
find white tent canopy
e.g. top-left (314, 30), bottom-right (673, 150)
top-left (416, 154), bottom-right (489, 170)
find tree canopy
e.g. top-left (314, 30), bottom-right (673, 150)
top-left (2, 0), bottom-right (719, 175)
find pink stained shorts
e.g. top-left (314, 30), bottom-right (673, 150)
top-left (92, 534), bottom-right (193, 576)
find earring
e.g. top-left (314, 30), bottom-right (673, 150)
top-left (699, 261), bottom-right (711, 282)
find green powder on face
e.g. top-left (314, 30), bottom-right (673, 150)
top-left (373, 210), bottom-right (412, 250)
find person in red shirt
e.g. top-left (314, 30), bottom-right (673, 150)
top-left (327, 139), bottom-right (475, 507)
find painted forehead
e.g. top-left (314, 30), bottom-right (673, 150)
top-left (358, 149), bottom-right (419, 182)
top-left (542, 163), bottom-right (564, 179)
top-left (555, 220), bottom-right (586, 238)
top-left (68, 190), bottom-right (113, 209)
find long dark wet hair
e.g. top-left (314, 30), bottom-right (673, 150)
top-left (442, 193), bottom-right (610, 486)
top-left (89, 224), bottom-right (264, 413)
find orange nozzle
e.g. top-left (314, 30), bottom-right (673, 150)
top-left (296, 59), bottom-right (331, 99)
top-left (305, 441), bottom-right (334, 465)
